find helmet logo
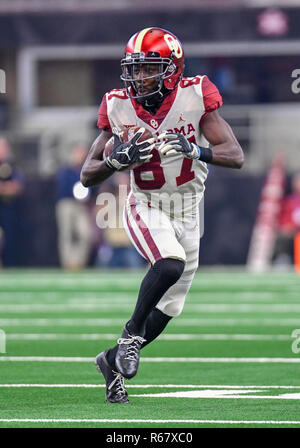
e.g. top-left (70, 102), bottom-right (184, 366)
top-left (164, 34), bottom-right (183, 58)
top-left (150, 119), bottom-right (159, 129)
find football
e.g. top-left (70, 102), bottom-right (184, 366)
top-left (104, 126), bottom-right (153, 170)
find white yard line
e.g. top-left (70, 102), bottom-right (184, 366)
top-left (0, 291), bottom-right (294, 299)
top-left (0, 304), bottom-right (133, 312)
top-left (1, 303), bottom-right (300, 312)
top-left (3, 384), bottom-right (300, 401)
top-left (5, 333), bottom-right (291, 341)
top-left (1, 356), bottom-right (300, 363)
top-left (0, 384), bottom-right (299, 389)
top-left (140, 357), bottom-right (300, 363)
top-left (1, 318), bottom-right (299, 326)
top-left (0, 278), bottom-right (140, 287)
top-left (158, 333), bottom-right (291, 341)
top-left (185, 304), bottom-right (300, 312)
top-left (0, 278), bottom-right (299, 289)
top-left (68, 293), bottom-right (300, 302)
top-left (1, 292), bottom-right (300, 304)
top-left (0, 318), bottom-right (125, 326)
top-left (0, 294), bottom-right (134, 302)
top-left (132, 391), bottom-right (300, 400)
top-left (5, 333), bottom-right (120, 340)
top-left (0, 418), bottom-right (300, 425)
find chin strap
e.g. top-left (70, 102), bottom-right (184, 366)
top-left (140, 87), bottom-right (172, 111)
top-left (145, 89), bottom-right (164, 105)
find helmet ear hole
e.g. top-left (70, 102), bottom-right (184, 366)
top-left (167, 63), bottom-right (177, 75)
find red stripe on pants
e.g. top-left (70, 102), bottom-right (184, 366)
top-left (125, 206), bottom-right (151, 262)
top-left (128, 194), bottom-right (162, 262)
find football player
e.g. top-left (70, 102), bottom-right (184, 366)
top-left (81, 27), bottom-right (244, 403)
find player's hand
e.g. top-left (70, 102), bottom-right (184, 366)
top-left (105, 128), bottom-right (155, 171)
top-left (157, 132), bottom-right (200, 160)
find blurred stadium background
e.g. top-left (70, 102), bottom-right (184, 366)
top-left (1, 0), bottom-right (300, 429)
top-left (0, 0), bottom-right (299, 270)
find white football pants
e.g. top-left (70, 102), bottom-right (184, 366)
top-left (123, 193), bottom-right (200, 317)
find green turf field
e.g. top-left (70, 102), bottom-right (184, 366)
top-left (0, 268), bottom-right (300, 428)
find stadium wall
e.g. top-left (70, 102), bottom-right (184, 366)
top-left (11, 174), bottom-right (262, 267)
top-left (0, 8), bottom-right (299, 45)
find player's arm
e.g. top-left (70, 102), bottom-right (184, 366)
top-left (158, 111), bottom-right (244, 169)
top-left (158, 75), bottom-right (244, 169)
top-left (80, 130), bottom-right (114, 187)
top-left (81, 128), bottom-right (155, 187)
top-left (158, 120), bottom-right (244, 170)
top-left (200, 109), bottom-right (244, 169)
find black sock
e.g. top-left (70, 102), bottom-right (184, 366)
top-left (127, 258), bottom-right (184, 336)
top-left (106, 307), bottom-right (172, 370)
top-left (141, 307), bottom-right (172, 348)
top-left (106, 258), bottom-right (184, 370)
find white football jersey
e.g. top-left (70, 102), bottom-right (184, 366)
top-left (98, 75), bottom-right (222, 220)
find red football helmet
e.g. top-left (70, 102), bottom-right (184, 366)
top-left (120, 27), bottom-right (184, 100)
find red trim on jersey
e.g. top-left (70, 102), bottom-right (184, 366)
top-left (202, 75), bottom-right (223, 112)
top-left (97, 95), bottom-right (112, 132)
top-left (125, 207), bottom-right (150, 262)
top-left (129, 194), bottom-right (162, 262)
top-left (129, 87), bottom-right (178, 130)
top-left (199, 75), bottom-right (223, 125)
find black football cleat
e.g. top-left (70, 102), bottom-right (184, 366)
top-left (95, 350), bottom-right (129, 404)
top-left (115, 326), bottom-right (146, 379)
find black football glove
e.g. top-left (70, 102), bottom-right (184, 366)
top-left (105, 128), bottom-right (155, 171)
top-left (157, 132), bottom-right (200, 160)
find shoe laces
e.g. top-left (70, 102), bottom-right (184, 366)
top-left (109, 371), bottom-right (127, 397)
top-left (117, 335), bottom-right (146, 361)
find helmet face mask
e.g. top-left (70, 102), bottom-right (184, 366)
top-left (120, 28), bottom-right (184, 101)
top-left (121, 55), bottom-right (177, 99)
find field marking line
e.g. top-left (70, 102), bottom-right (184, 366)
top-left (4, 333), bottom-right (291, 341)
top-left (2, 291), bottom-right (300, 303)
top-left (0, 293), bottom-right (134, 301)
top-left (132, 390), bottom-right (300, 400)
top-left (1, 318), bottom-right (300, 326)
top-left (1, 419), bottom-right (300, 425)
top-left (0, 384), bottom-right (299, 389)
top-left (0, 279), bottom-right (299, 289)
top-left (2, 303), bottom-right (300, 312)
top-left (1, 356), bottom-right (300, 363)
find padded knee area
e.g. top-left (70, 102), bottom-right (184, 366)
top-left (152, 258), bottom-right (185, 286)
top-left (156, 266), bottom-right (198, 317)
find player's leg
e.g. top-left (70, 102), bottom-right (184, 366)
top-left (104, 261), bottom-right (181, 370)
top-left (117, 214), bottom-right (200, 360)
top-left (138, 224), bottom-right (200, 350)
top-left (127, 257), bottom-right (184, 336)
top-left (106, 198), bottom-right (186, 379)
top-left (125, 198), bottom-right (187, 335)
top-left (95, 350), bottom-right (129, 404)
top-left (113, 257), bottom-right (184, 378)
top-left (141, 245), bottom-right (198, 348)
top-left (140, 307), bottom-right (173, 348)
